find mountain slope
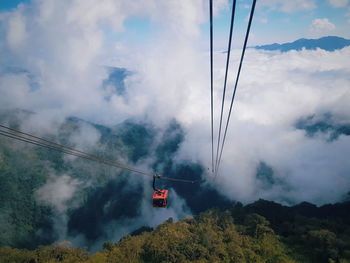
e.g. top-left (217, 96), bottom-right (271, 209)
top-left (0, 209), bottom-right (298, 263)
top-left (0, 110), bottom-right (229, 250)
top-left (254, 36), bottom-right (350, 52)
top-left (2, 199), bottom-right (350, 263)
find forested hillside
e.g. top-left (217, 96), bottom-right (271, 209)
top-left (0, 110), bottom-right (229, 250)
top-left (1, 111), bottom-right (350, 262)
top-left (1, 200), bottom-right (350, 263)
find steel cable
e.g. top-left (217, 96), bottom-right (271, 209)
top-left (209, 0), bottom-right (215, 174)
top-left (0, 124), bottom-right (195, 183)
top-left (214, 0), bottom-right (237, 176)
top-left (215, 0), bottom-right (257, 176)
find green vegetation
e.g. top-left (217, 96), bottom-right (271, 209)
top-left (0, 112), bottom-right (204, 250)
top-left (0, 140), bottom-right (54, 248)
top-left (0, 115), bottom-right (159, 248)
top-left (1, 202), bottom-right (350, 263)
top-left (0, 210), bottom-right (297, 263)
top-left (232, 200), bottom-right (350, 263)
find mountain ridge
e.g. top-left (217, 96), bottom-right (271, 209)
top-left (253, 36), bottom-right (350, 52)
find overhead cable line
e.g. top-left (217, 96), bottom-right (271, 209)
top-left (214, 0), bottom-right (237, 176)
top-left (215, 0), bottom-right (257, 175)
top-left (0, 124), bottom-right (195, 183)
top-left (0, 130), bottom-right (120, 170)
top-left (0, 125), bottom-right (119, 168)
top-left (0, 125), bottom-right (151, 175)
top-left (209, 0), bottom-right (215, 174)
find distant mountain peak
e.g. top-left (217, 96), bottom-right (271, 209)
top-left (253, 36), bottom-right (350, 52)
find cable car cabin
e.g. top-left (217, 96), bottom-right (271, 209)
top-left (152, 189), bottom-right (168, 208)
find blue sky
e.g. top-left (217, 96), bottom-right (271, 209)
top-left (110, 0), bottom-right (350, 49)
top-left (0, 0), bottom-right (29, 10)
top-left (1, 0), bottom-right (349, 49)
top-left (207, 0), bottom-right (350, 48)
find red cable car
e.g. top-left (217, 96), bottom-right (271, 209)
top-left (151, 174), bottom-right (195, 208)
top-left (152, 189), bottom-right (168, 208)
top-left (152, 175), bottom-right (168, 208)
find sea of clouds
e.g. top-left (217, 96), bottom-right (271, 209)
top-left (0, 0), bottom-right (350, 248)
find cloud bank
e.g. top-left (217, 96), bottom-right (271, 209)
top-left (0, 0), bottom-right (350, 244)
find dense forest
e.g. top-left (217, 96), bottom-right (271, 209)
top-left (1, 199), bottom-right (350, 263)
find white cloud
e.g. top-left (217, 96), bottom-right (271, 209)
top-left (328, 0), bottom-right (349, 7)
top-left (1, 0), bottom-right (350, 211)
top-left (36, 174), bottom-right (81, 213)
top-left (177, 47), bottom-right (350, 205)
top-left (68, 122), bottom-right (101, 151)
top-left (0, 0), bottom-right (228, 126)
top-left (6, 11), bottom-right (27, 50)
top-left (35, 173), bottom-right (83, 241)
top-left (310, 18), bottom-right (336, 34)
top-left (258, 0), bottom-right (317, 13)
